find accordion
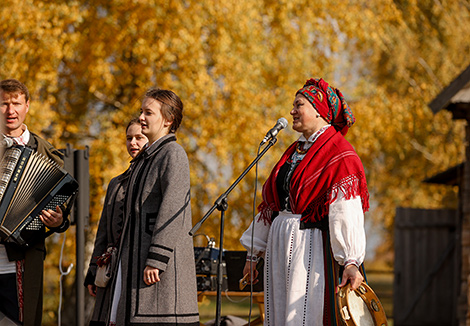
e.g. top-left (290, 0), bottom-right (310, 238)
top-left (0, 146), bottom-right (78, 246)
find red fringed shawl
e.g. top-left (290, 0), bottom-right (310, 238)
top-left (258, 126), bottom-right (369, 224)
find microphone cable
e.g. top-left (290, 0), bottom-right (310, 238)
top-left (58, 231), bottom-right (73, 326)
top-left (246, 143), bottom-right (262, 325)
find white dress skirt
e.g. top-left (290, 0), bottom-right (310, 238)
top-left (266, 211), bottom-right (324, 325)
top-left (240, 192), bottom-right (365, 326)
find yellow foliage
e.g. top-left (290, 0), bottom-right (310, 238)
top-left (1, 0), bottom-right (469, 323)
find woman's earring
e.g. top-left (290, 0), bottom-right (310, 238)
top-left (316, 114), bottom-right (320, 118)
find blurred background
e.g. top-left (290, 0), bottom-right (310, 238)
top-left (1, 0), bottom-right (469, 325)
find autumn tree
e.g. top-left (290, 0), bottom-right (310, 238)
top-left (1, 0), bottom-right (468, 324)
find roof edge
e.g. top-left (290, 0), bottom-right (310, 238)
top-left (429, 63), bottom-right (470, 114)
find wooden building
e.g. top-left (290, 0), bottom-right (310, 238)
top-left (428, 64), bottom-right (470, 326)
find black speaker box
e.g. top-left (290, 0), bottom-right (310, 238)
top-left (197, 274), bottom-right (228, 291)
top-left (194, 246), bottom-right (220, 275)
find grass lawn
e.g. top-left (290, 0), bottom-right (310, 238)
top-left (198, 291), bottom-right (263, 324)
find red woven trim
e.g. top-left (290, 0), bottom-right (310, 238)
top-left (96, 247), bottom-right (117, 267)
top-left (257, 202), bottom-right (275, 225)
top-left (301, 193), bottom-right (329, 223)
top-left (322, 230), bottom-right (341, 326)
top-left (302, 171), bottom-right (369, 223)
top-left (16, 260), bottom-right (24, 323)
top-left (329, 171), bottom-right (369, 209)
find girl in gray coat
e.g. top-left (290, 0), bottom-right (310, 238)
top-left (108, 89), bottom-right (199, 325)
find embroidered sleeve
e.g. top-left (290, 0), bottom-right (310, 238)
top-left (328, 191), bottom-right (366, 267)
top-left (240, 212), bottom-right (270, 257)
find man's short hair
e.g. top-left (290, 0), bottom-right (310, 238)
top-left (0, 79), bottom-right (30, 102)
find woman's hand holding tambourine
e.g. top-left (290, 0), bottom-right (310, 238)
top-left (339, 264), bottom-right (364, 291)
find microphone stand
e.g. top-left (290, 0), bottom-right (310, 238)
top-left (190, 136), bottom-right (279, 326)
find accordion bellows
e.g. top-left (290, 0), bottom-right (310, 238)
top-left (0, 146), bottom-right (78, 246)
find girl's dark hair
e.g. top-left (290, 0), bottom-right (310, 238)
top-left (144, 88), bottom-right (183, 133)
top-left (126, 117), bottom-right (141, 133)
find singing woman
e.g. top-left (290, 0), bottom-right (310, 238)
top-left (240, 78), bottom-right (369, 325)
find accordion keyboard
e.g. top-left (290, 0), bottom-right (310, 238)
top-left (25, 194), bottom-right (70, 231)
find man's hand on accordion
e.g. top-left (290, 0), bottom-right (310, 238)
top-left (40, 205), bottom-right (64, 228)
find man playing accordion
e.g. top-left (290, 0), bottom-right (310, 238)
top-left (0, 79), bottom-right (70, 325)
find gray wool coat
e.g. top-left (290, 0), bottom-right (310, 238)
top-left (113, 134), bottom-right (199, 325)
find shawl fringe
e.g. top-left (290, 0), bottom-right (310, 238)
top-left (258, 171), bottom-right (369, 225)
top-left (257, 127), bottom-right (369, 226)
top-left (302, 171), bottom-right (369, 223)
top-left (257, 202), bottom-right (275, 225)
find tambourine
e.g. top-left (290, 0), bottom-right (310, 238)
top-left (337, 282), bottom-right (388, 326)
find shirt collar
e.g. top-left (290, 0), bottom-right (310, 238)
top-left (3, 124), bottom-right (30, 146)
top-left (297, 125), bottom-right (331, 144)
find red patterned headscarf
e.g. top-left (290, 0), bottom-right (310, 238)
top-left (296, 78), bottom-right (355, 135)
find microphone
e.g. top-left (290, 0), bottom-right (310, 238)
top-left (260, 118), bottom-right (288, 145)
top-left (0, 137), bottom-right (14, 148)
